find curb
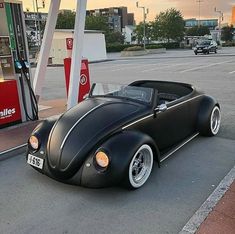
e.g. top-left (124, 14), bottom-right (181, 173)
top-left (0, 144), bottom-right (27, 161)
top-left (179, 165), bottom-right (235, 234)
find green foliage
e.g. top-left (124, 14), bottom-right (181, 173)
top-left (106, 43), bottom-right (131, 52)
top-left (56, 11), bottom-right (75, 29)
top-left (123, 46), bottom-right (143, 51)
top-left (222, 41), bottom-right (235, 47)
top-left (145, 44), bottom-right (163, 49)
top-left (133, 22), bottom-right (152, 44)
top-left (221, 25), bottom-right (234, 42)
top-left (105, 31), bottom-right (125, 44)
top-left (186, 26), bottom-right (210, 36)
top-left (152, 8), bottom-right (185, 42)
top-left (85, 15), bottom-right (109, 32)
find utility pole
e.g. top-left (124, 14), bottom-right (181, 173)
top-left (136, 2), bottom-right (149, 50)
top-left (35, 0), bottom-right (45, 47)
top-left (196, 0), bottom-right (203, 27)
top-left (214, 7), bottom-right (224, 44)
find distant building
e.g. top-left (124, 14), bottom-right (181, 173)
top-left (24, 11), bottom-right (48, 51)
top-left (122, 25), bottom-right (136, 44)
top-left (231, 6), bottom-right (235, 26)
top-left (185, 18), bottom-right (218, 29)
top-left (87, 7), bottom-right (135, 32)
top-left (127, 13), bottom-right (135, 26)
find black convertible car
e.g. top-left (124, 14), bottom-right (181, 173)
top-left (27, 80), bottom-right (221, 189)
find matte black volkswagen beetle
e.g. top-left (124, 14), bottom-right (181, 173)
top-left (26, 80), bottom-right (221, 189)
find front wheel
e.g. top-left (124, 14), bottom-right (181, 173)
top-left (125, 144), bottom-right (153, 189)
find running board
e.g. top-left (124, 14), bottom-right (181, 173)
top-left (160, 133), bottom-right (199, 163)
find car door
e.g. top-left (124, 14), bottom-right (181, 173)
top-left (131, 99), bottom-right (193, 152)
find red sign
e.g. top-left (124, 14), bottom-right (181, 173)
top-left (66, 38), bottom-right (73, 50)
top-left (0, 80), bottom-right (22, 128)
top-left (0, 3), bottom-right (4, 8)
top-left (63, 58), bottom-right (90, 103)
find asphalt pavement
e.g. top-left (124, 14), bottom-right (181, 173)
top-left (1, 48), bottom-right (235, 234)
top-left (0, 136), bottom-right (234, 234)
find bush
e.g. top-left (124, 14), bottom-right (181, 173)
top-left (145, 44), bottom-right (164, 49)
top-left (222, 41), bottom-right (235, 47)
top-left (123, 46), bottom-right (144, 51)
top-left (162, 42), bottom-right (180, 49)
top-left (106, 42), bottom-right (180, 52)
top-left (106, 44), bottom-right (131, 52)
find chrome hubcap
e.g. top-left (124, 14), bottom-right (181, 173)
top-left (129, 145), bottom-right (153, 188)
top-left (211, 106), bottom-right (221, 135)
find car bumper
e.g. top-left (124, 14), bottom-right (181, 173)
top-left (26, 149), bottom-right (122, 188)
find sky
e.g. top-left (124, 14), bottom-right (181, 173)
top-left (22, 0), bottom-right (234, 24)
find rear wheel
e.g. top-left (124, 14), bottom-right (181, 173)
top-left (125, 144), bottom-right (153, 189)
top-left (201, 106), bottom-right (221, 136)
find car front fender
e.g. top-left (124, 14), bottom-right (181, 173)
top-left (79, 130), bottom-right (160, 188)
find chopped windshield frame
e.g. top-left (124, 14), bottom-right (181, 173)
top-left (90, 83), bottom-right (154, 105)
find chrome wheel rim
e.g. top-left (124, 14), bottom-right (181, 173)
top-left (210, 106), bottom-right (221, 135)
top-left (129, 145), bottom-right (153, 188)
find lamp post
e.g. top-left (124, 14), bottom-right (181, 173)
top-left (35, 0), bottom-right (45, 46)
top-left (136, 1), bottom-right (149, 50)
top-left (214, 7), bottom-right (223, 44)
top-left (196, 0), bottom-right (203, 27)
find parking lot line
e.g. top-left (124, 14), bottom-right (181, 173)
top-left (110, 63), bottom-right (166, 72)
top-left (142, 63), bottom-right (192, 73)
top-left (180, 60), bottom-right (234, 73)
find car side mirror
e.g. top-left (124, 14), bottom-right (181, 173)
top-left (156, 104), bottom-right (167, 113)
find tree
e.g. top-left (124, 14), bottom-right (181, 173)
top-left (152, 8), bottom-right (185, 42)
top-left (221, 25), bottom-right (234, 42)
top-left (133, 22), bottom-right (152, 44)
top-left (186, 26), bottom-right (210, 36)
top-left (85, 15), bottom-right (109, 32)
top-left (56, 11), bottom-right (76, 29)
top-left (105, 31), bottom-right (125, 44)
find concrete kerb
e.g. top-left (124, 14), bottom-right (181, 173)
top-left (0, 115), bottom-right (61, 161)
top-left (179, 165), bottom-right (235, 234)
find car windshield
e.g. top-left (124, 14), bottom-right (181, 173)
top-left (198, 41), bottom-right (211, 46)
top-left (90, 83), bottom-right (154, 104)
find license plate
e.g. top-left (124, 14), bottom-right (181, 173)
top-left (27, 154), bottom-right (44, 169)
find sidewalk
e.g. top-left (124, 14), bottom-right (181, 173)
top-left (0, 98), bottom-right (234, 234)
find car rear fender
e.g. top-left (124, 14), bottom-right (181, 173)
top-left (80, 130), bottom-right (160, 188)
top-left (197, 95), bottom-right (219, 134)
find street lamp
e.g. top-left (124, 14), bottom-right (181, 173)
top-left (196, 0), bottom-right (203, 27)
top-left (35, 0), bottom-right (45, 46)
top-left (215, 7), bottom-right (224, 44)
top-left (136, 1), bottom-right (149, 50)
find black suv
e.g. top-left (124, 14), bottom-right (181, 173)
top-left (194, 40), bottom-right (217, 55)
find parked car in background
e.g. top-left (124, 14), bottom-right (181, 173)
top-left (194, 40), bottom-right (217, 55)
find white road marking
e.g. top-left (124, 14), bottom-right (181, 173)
top-left (142, 62), bottom-right (192, 73)
top-left (180, 60), bottom-right (234, 73)
top-left (110, 63), bottom-right (168, 72)
top-left (229, 70), bottom-right (235, 74)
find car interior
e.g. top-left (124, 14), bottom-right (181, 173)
top-left (130, 80), bottom-right (193, 105)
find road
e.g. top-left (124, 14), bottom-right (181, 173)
top-left (1, 48), bottom-right (235, 234)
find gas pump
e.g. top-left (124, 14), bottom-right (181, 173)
top-left (0, 0), bottom-right (38, 128)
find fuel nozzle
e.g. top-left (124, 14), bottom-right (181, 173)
top-left (14, 60), bottom-right (23, 73)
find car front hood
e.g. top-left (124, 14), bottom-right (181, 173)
top-left (47, 98), bottom-right (145, 178)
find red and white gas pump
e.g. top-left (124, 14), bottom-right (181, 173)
top-left (0, 1), bottom-right (38, 129)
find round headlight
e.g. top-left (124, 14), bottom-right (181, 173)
top-left (95, 151), bottom-right (109, 168)
top-left (29, 135), bottom-right (39, 150)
